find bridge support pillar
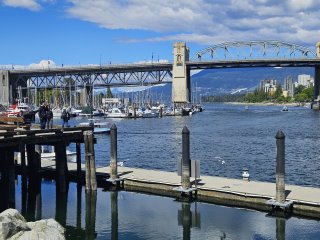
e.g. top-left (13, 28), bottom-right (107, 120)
top-left (172, 42), bottom-right (190, 105)
top-left (0, 71), bottom-right (10, 106)
top-left (312, 43), bottom-right (320, 109)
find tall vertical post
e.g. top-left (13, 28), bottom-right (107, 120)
top-left (76, 143), bottom-right (82, 181)
top-left (84, 131), bottom-right (97, 191)
top-left (55, 141), bottom-right (68, 193)
top-left (110, 124), bottom-right (118, 181)
top-left (276, 130), bottom-right (285, 203)
top-left (182, 126), bottom-right (191, 189)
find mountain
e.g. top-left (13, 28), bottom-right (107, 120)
top-left (191, 67), bottom-right (314, 95)
top-left (112, 67), bottom-right (315, 102)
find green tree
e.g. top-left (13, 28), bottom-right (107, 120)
top-left (106, 86), bottom-right (113, 98)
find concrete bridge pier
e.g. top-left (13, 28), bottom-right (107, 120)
top-left (172, 42), bottom-right (190, 105)
top-left (312, 42), bottom-right (320, 109)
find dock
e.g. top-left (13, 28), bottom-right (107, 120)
top-left (25, 158), bottom-right (320, 219)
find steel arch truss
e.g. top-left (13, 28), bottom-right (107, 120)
top-left (192, 41), bottom-right (316, 61)
top-left (13, 66), bottom-right (172, 89)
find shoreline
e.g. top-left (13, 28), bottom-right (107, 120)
top-left (218, 102), bottom-right (308, 107)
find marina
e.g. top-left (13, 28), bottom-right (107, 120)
top-left (0, 103), bottom-right (320, 238)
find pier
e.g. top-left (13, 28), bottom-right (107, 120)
top-left (0, 126), bottom-right (319, 220)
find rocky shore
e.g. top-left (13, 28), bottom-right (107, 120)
top-left (0, 209), bottom-right (65, 240)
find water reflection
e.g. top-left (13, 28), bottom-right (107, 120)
top-left (178, 201), bottom-right (201, 240)
top-left (8, 178), bottom-right (320, 239)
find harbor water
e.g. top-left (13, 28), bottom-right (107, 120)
top-left (68, 103), bottom-right (320, 187)
top-left (12, 103), bottom-right (320, 239)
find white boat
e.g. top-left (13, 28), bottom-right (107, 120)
top-left (52, 107), bottom-right (63, 118)
top-left (15, 147), bottom-right (77, 163)
top-left (141, 108), bottom-right (159, 118)
top-left (105, 107), bottom-right (128, 118)
top-left (282, 106), bottom-right (288, 112)
top-left (79, 119), bottom-right (111, 134)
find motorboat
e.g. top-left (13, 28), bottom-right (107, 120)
top-left (282, 106), bottom-right (288, 112)
top-left (79, 118), bottom-right (111, 134)
top-left (105, 107), bottom-right (128, 118)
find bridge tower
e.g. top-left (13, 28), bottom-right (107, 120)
top-left (172, 42), bottom-right (191, 104)
top-left (0, 70), bottom-right (10, 106)
top-left (314, 42), bottom-right (320, 106)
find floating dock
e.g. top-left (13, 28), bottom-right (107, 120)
top-left (36, 159), bottom-right (320, 219)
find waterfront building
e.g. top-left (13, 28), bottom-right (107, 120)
top-left (259, 79), bottom-right (277, 93)
top-left (283, 76), bottom-right (294, 97)
top-left (294, 74), bottom-right (314, 88)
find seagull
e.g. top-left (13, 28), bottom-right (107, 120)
top-left (117, 161), bottom-right (126, 167)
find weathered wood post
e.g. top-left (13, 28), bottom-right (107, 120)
top-left (7, 148), bottom-right (15, 208)
top-left (19, 143), bottom-right (27, 175)
top-left (110, 124), bottom-right (118, 181)
top-left (76, 182), bottom-right (82, 229)
top-left (55, 141), bottom-right (68, 193)
top-left (76, 142), bottom-right (82, 182)
top-left (276, 130), bottom-right (285, 203)
top-left (84, 131), bottom-right (97, 191)
top-left (182, 126), bottom-right (191, 189)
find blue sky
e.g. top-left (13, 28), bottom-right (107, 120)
top-left (1, 0), bottom-right (320, 68)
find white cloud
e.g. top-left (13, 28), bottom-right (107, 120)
top-left (65, 0), bottom-right (320, 47)
top-left (2, 0), bottom-right (41, 11)
top-left (29, 60), bottom-right (56, 68)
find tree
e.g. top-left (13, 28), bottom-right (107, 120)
top-left (106, 86), bottom-right (113, 98)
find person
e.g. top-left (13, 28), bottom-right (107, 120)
top-left (46, 105), bottom-right (53, 129)
top-left (61, 108), bottom-right (70, 130)
top-left (38, 102), bottom-right (48, 129)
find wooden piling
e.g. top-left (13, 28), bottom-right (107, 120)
top-left (276, 130), bottom-right (285, 203)
top-left (110, 124), bottom-right (118, 181)
top-left (55, 141), bottom-right (68, 193)
top-left (7, 148), bottom-right (15, 208)
top-left (84, 131), bottom-right (97, 191)
top-left (182, 126), bottom-right (191, 189)
top-left (76, 143), bottom-right (82, 181)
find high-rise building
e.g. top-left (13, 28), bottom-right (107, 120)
top-left (283, 76), bottom-right (294, 97)
top-left (259, 79), bottom-right (277, 93)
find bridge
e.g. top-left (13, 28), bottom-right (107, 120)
top-left (1, 40), bottom-right (320, 106)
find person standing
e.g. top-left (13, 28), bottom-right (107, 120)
top-left (61, 108), bottom-right (70, 130)
top-left (46, 105), bottom-right (53, 129)
top-left (38, 102), bottom-right (48, 129)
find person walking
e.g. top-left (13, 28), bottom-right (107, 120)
top-left (46, 105), bottom-right (53, 129)
top-left (61, 107), bottom-right (70, 130)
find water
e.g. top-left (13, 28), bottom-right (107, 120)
top-left (15, 179), bottom-right (320, 240)
top-left (11, 103), bottom-right (320, 239)
top-left (63, 103), bottom-right (320, 187)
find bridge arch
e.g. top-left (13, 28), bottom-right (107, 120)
top-left (192, 40), bottom-right (316, 61)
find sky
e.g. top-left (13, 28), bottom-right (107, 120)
top-left (1, 0), bottom-right (320, 68)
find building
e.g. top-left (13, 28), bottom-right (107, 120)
top-left (294, 74), bottom-right (314, 88)
top-left (259, 79), bottom-right (277, 93)
top-left (283, 76), bottom-right (294, 97)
